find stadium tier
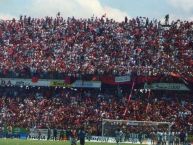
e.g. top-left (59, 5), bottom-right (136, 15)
top-left (0, 16), bottom-right (192, 80)
top-left (0, 16), bottom-right (193, 143)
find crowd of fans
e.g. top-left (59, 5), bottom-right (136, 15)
top-left (0, 15), bottom-right (193, 137)
top-left (0, 16), bottom-right (193, 79)
top-left (0, 87), bottom-right (192, 135)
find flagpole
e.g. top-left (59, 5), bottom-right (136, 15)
top-left (128, 79), bottom-right (135, 103)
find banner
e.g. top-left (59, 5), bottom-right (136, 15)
top-left (88, 136), bottom-right (147, 144)
top-left (0, 78), bottom-right (100, 88)
top-left (100, 76), bottom-right (159, 85)
top-left (0, 126), bottom-right (29, 139)
top-left (0, 78), bottom-right (48, 87)
top-left (2, 127), bottom-right (28, 134)
top-left (72, 80), bottom-right (101, 88)
top-left (89, 136), bottom-right (116, 142)
top-left (115, 75), bottom-right (131, 83)
top-left (49, 80), bottom-right (71, 87)
top-left (28, 129), bottom-right (49, 140)
top-left (144, 83), bottom-right (190, 91)
top-left (28, 128), bottom-right (63, 140)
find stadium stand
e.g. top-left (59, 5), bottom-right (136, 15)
top-left (0, 16), bottom-right (192, 79)
top-left (0, 15), bottom-right (193, 142)
top-left (0, 86), bottom-right (192, 134)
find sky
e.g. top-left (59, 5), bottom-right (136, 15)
top-left (0, 0), bottom-right (193, 22)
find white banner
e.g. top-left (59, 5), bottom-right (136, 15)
top-left (28, 128), bottom-right (62, 140)
top-left (28, 129), bottom-right (49, 140)
top-left (144, 83), bottom-right (190, 91)
top-left (72, 80), bottom-right (101, 88)
top-left (0, 78), bottom-right (101, 88)
top-left (0, 78), bottom-right (49, 87)
top-left (115, 75), bottom-right (130, 83)
top-left (89, 136), bottom-right (145, 144)
top-left (90, 136), bottom-right (116, 142)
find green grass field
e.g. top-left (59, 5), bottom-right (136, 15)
top-left (0, 139), bottom-right (139, 145)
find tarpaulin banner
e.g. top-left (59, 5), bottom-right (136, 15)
top-left (49, 80), bottom-right (71, 87)
top-left (144, 83), bottom-right (190, 91)
top-left (0, 78), bottom-right (48, 87)
top-left (115, 75), bottom-right (131, 83)
top-left (72, 80), bottom-right (101, 88)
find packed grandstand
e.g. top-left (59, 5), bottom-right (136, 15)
top-left (0, 15), bottom-right (193, 142)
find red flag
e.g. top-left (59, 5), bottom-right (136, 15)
top-left (128, 94), bottom-right (131, 103)
top-left (124, 81), bottom-right (135, 115)
top-left (127, 81), bottom-right (135, 103)
top-left (64, 77), bottom-right (71, 84)
top-left (123, 107), bottom-right (128, 116)
top-left (170, 72), bottom-right (180, 78)
top-left (92, 76), bottom-right (97, 81)
top-left (32, 76), bottom-right (39, 83)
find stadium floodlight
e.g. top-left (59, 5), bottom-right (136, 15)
top-left (102, 119), bottom-right (173, 144)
